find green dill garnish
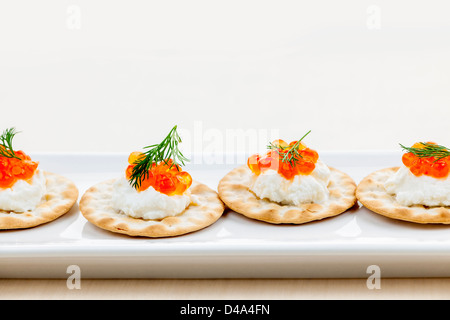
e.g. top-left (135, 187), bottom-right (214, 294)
top-left (0, 128), bottom-right (21, 160)
top-left (128, 125), bottom-right (189, 190)
top-left (267, 130), bottom-right (311, 167)
top-left (400, 142), bottom-right (450, 162)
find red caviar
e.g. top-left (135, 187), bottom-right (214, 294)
top-left (125, 152), bottom-right (192, 195)
top-left (0, 149), bottom-right (39, 188)
top-left (401, 142), bottom-right (450, 179)
top-left (247, 139), bottom-right (319, 180)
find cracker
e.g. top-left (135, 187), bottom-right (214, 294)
top-left (356, 167), bottom-right (450, 224)
top-left (218, 165), bottom-right (357, 224)
top-left (79, 180), bottom-right (225, 237)
top-left (0, 171), bottom-right (79, 230)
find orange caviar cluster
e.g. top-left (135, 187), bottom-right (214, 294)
top-left (247, 139), bottom-right (319, 180)
top-left (402, 142), bottom-right (450, 179)
top-left (0, 149), bottom-right (39, 188)
top-left (125, 152), bottom-right (192, 195)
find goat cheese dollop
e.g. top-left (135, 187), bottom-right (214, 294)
top-left (384, 165), bottom-right (450, 207)
top-left (0, 169), bottom-right (46, 212)
top-left (112, 176), bottom-right (191, 220)
top-left (249, 159), bottom-right (331, 205)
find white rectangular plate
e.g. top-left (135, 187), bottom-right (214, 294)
top-left (1, 151), bottom-right (450, 278)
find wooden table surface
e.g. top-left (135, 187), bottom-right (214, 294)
top-left (1, 278), bottom-right (450, 299)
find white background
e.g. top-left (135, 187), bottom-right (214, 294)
top-left (1, 0), bottom-right (449, 155)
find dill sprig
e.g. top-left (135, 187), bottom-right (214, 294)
top-left (267, 130), bottom-right (311, 167)
top-left (0, 128), bottom-right (21, 160)
top-left (400, 142), bottom-right (450, 162)
top-left (128, 125), bottom-right (189, 190)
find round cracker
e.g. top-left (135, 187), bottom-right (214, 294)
top-left (218, 165), bottom-right (357, 224)
top-left (79, 179), bottom-right (225, 237)
top-left (356, 167), bottom-right (450, 224)
top-left (0, 171), bottom-right (79, 230)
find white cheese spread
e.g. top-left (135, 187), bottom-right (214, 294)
top-left (384, 165), bottom-right (450, 207)
top-left (0, 169), bottom-right (46, 212)
top-left (249, 159), bottom-right (331, 205)
top-left (112, 176), bottom-right (191, 220)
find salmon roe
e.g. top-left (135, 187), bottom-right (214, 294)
top-left (247, 139), bottom-right (319, 180)
top-left (402, 142), bottom-right (450, 179)
top-left (0, 149), bottom-right (39, 188)
top-left (125, 152), bottom-right (192, 196)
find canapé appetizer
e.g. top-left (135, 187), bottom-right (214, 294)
top-left (80, 126), bottom-right (224, 237)
top-left (218, 131), bottom-right (357, 224)
top-left (0, 128), bottom-right (78, 229)
top-left (357, 142), bottom-right (450, 224)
